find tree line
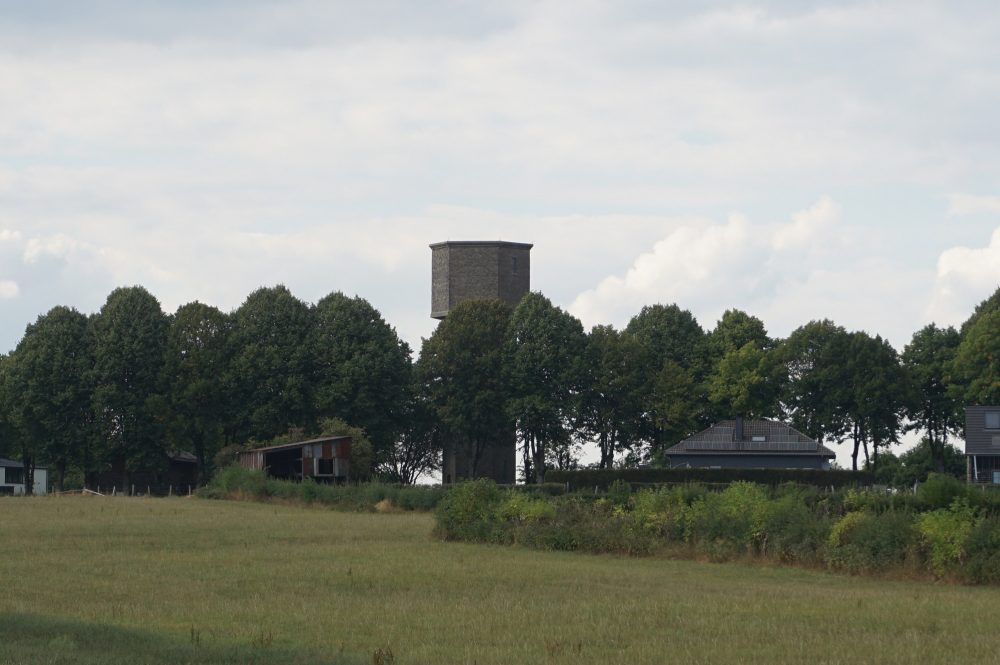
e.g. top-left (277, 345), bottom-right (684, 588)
top-left (2, 284), bottom-right (1000, 491)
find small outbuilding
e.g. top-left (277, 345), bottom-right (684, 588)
top-left (0, 458), bottom-right (48, 496)
top-left (238, 436), bottom-right (352, 482)
top-left (663, 417), bottom-right (836, 470)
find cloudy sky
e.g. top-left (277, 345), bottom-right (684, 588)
top-left (2, 0), bottom-right (1000, 363)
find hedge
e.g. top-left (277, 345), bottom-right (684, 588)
top-left (546, 467), bottom-right (875, 490)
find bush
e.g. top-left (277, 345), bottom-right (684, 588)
top-left (963, 518), bottom-right (1000, 584)
top-left (683, 482), bottom-right (769, 558)
top-left (916, 499), bottom-right (979, 577)
top-left (199, 467), bottom-right (446, 512)
top-left (758, 494), bottom-right (829, 562)
top-left (825, 510), bottom-right (915, 574)
top-left (917, 473), bottom-right (969, 510)
top-left (433, 479), bottom-right (505, 542)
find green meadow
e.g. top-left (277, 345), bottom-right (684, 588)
top-left (3, 496), bottom-right (1000, 665)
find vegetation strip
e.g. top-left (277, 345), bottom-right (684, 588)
top-left (434, 476), bottom-right (1000, 584)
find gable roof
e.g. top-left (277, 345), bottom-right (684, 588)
top-left (243, 436), bottom-right (351, 455)
top-left (0, 457), bottom-right (47, 469)
top-left (665, 419), bottom-right (835, 458)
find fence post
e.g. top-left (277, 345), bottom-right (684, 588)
top-left (147, 485), bottom-right (150, 496)
top-left (188, 485), bottom-right (192, 496)
top-left (131, 484), bottom-right (135, 496)
top-left (169, 485), bottom-right (172, 497)
top-left (112, 486), bottom-right (116, 496)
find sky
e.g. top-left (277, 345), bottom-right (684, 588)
top-left (2, 1), bottom-right (1000, 425)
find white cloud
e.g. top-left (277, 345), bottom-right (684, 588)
top-left (569, 199), bottom-right (843, 330)
top-left (926, 227), bottom-right (1000, 326)
top-left (0, 280), bottom-right (19, 299)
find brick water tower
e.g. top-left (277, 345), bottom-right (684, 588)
top-left (429, 240), bottom-right (532, 484)
top-left (430, 240), bottom-right (532, 319)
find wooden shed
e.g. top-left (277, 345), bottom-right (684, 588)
top-left (238, 436), bottom-right (352, 482)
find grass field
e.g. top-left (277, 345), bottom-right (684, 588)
top-left (4, 498), bottom-right (1000, 665)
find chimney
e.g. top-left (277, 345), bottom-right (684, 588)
top-left (735, 415), bottom-right (744, 442)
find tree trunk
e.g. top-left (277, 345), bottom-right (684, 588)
top-left (851, 422), bottom-right (859, 471)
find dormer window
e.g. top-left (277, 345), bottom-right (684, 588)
top-left (987, 412), bottom-right (1000, 430)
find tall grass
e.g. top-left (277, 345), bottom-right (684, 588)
top-left (7, 497), bottom-right (1000, 664)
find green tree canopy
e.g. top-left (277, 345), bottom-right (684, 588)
top-left (578, 325), bottom-right (646, 469)
top-left (952, 308), bottom-right (1000, 406)
top-left (418, 299), bottom-right (512, 479)
top-left (91, 286), bottom-right (169, 480)
top-left (776, 319), bottom-right (852, 445)
top-left (162, 301), bottom-right (233, 482)
top-left (709, 309), bottom-right (771, 357)
top-left (707, 342), bottom-right (784, 419)
top-left (230, 285), bottom-right (315, 441)
top-left (625, 304), bottom-right (709, 458)
top-left (6, 306), bottom-right (94, 489)
top-left (310, 292), bottom-right (412, 465)
top-left (902, 324), bottom-right (962, 472)
top-left (504, 292), bottom-right (586, 483)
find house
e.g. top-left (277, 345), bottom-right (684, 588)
top-left (663, 417), bottom-right (836, 470)
top-left (238, 436), bottom-right (352, 482)
top-left (965, 406), bottom-right (1000, 483)
top-left (0, 458), bottom-right (48, 495)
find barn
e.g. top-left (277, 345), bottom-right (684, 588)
top-left (238, 436), bottom-right (352, 482)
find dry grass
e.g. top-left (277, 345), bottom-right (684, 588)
top-left (4, 496), bottom-right (1000, 664)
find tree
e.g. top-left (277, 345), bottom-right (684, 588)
top-left (844, 332), bottom-right (909, 470)
top-left (382, 372), bottom-right (442, 484)
top-left (776, 320), bottom-right (852, 447)
top-left (310, 292), bottom-right (412, 465)
top-left (504, 293), bottom-right (586, 483)
top-left (577, 325), bottom-right (646, 469)
top-left (625, 304), bottom-right (709, 459)
top-left (419, 299), bottom-right (512, 479)
top-left (230, 286), bottom-right (315, 441)
top-left (162, 302), bottom-right (232, 482)
top-left (902, 324), bottom-right (962, 473)
top-left (91, 286), bottom-right (169, 483)
top-left (707, 342), bottom-right (784, 419)
top-left (952, 309), bottom-right (1000, 406)
top-left (6, 306), bottom-right (94, 490)
top-left (869, 439), bottom-right (966, 487)
top-left (0, 352), bottom-right (34, 492)
top-left (708, 309), bottom-right (771, 358)
top-left (960, 286), bottom-right (1000, 336)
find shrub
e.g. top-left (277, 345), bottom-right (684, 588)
top-left (917, 473), bottom-right (968, 510)
top-left (683, 482), bottom-right (769, 558)
top-left (495, 493), bottom-right (557, 523)
top-left (916, 499), bottom-right (979, 577)
top-left (433, 479), bottom-right (505, 542)
top-left (758, 494), bottom-right (829, 562)
top-left (825, 510), bottom-right (915, 574)
top-left (963, 518), bottom-right (1000, 584)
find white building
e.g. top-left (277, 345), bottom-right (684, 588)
top-left (0, 458), bottom-right (48, 496)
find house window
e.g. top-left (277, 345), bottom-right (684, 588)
top-left (751, 436), bottom-right (766, 442)
top-left (986, 412), bottom-right (1000, 430)
top-left (317, 459), bottom-right (334, 475)
top-left (3, 467), bottom-right (23, 485)
top-left (511, 256), bottom-right (518, 275)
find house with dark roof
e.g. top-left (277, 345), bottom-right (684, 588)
top-left (663, 417), bottom-right (836, 470)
